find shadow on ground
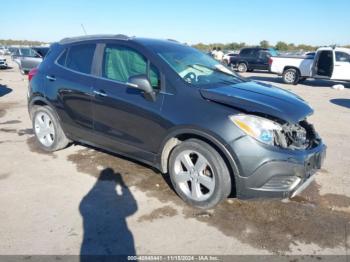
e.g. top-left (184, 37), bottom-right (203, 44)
top-left (63, 146), bottom-right (350, 253)
top-left (330, 99), bottom-right (350, 109)
top-left (80, 168), bottom-right (137, 260)
top-left (0, 84), bottom-right (12, 97)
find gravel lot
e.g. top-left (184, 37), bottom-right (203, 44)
top-left (1, 58), bottom-right (350, 258)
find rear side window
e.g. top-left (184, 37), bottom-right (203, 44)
top-left (102, 45), bottom-right (160, 89)
top-left (335, 52), bottom-right (350, 62)
top-left (240, 48), bottom-right (254, 57)
top-left (65, 44), bottom-right (96, 74)
top-left (57, 49), bottom-right (67, 66)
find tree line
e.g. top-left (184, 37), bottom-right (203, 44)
top-left (193, 40), bottom-right (350, 52)
top-left (0, 39), bottom-right (47, 46)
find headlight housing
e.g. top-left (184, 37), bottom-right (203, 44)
top-left (230, 114), bottom-right (282, 145)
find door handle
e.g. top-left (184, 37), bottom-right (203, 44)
top-left (46, 75), bottom-right (56, 81)
top-left (93, 90), bottom-right (107, 97)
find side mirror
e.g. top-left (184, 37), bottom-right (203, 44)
top-left (127, 74), bottom-right (156, 101)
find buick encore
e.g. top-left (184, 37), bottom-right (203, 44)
top-left (27, 35), bottom-right (326, 208)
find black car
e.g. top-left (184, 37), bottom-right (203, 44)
top-left (230, 47), bottom-right (278, 72)
top-left (28, 35), bottom-right (326, 208)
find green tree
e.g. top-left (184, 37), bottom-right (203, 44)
top-left (275, 41), bottom-right (289, 51)
top-left (260, 40), bottom-right (269, 48)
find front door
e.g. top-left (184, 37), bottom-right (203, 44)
top-left (92, 43), bottom-right (167, 163)
top-left (331, 51), bottom-right (350, 81)
top-left (312, 50), bottom-right (334, 78)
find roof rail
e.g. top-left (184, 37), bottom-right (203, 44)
top-left (59, 34), bottom-right (130, 44)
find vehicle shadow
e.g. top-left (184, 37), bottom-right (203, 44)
top-left (0, 84), bottom-right (13, 97)
top-left (330, 99), bottom-right (350, 109)
top-left (80, 168), bottom-right (137, 261)
top-left (247, 75), bottom-right (350, 88)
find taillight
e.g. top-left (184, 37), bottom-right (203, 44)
top-left (28, 67), bottom-right (38, 81)
top-left (268, 57), bottom-right (273, 65)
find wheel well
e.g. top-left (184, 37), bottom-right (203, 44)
top-left (283, 66), bottom-right (301, 75)
top-left (29, 100), bottom-right (48, 118)
top-left (160, 133), bottom-right (237, 196)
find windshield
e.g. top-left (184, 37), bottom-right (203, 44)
top-left (268, 48), bottom-right (279, 57)
top-left (151, 43), bottom-right (246, 86)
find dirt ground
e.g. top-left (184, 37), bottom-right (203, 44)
top-left (1, 58), bottom-right (350, 258)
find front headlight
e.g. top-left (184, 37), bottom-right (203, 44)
top-left (229, 114), bottom-right (282, 145)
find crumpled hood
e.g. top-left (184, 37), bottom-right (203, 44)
top-left (200, 81), bottom-right (313, 123)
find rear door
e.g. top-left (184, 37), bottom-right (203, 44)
top-left (331, 51), bottom-right (350, 80)
top-left (92, 42), bottom-right (166, 163)
top-left (49, 43), bottom-right (96, 141)
top-left (255, 50), bottom-right (271, 70)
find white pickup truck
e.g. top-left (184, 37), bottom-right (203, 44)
top-left (269, 47), bottom-right (350, 84)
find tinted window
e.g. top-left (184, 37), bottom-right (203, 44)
top-left (57, 49), bottom-right (67, 66)
top-left (103, 45), bottom-right (160, 89)
top-left (240, 48), bottom-right (254, 57)
top-left (33, 47), bottom-right (49, 57)
top-left (66, 44), bottom-right (96, 74)
top-left (335, 52), bottom-right (350, 62)
top-left (258, 51), bottom-right (270, 59)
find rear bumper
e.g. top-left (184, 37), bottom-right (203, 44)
top-left (226, 136), bottom-right (326, 199)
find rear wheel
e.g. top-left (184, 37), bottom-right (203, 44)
top-left (31, 106), bottom-right (70, 152)
top-left (169, 139), bottom-right (232, 209)
top-left (282, 68), bottom-right (300, 85)
top-left (237, 62), bottom-right (248, 73)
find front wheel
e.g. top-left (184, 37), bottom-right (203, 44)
top-left (168, 139), bottom-right (232, 209)
top-left (282, 68), bottom-right (300, 85)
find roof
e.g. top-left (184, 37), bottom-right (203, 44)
top-left (58, 34), bottom-right (186, 49)
top-left (59, 34), bottom-right (130, 44)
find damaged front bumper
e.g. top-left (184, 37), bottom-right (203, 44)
top-left (226, 135), bottom-right (326, 199)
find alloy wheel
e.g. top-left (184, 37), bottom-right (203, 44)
top-left (34, 112), bottom-right (55, 147)
top-left (173, 150), bottom-right (215, 201)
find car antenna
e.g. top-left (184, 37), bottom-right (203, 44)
top-left (81, 24), bottom-right (87, 35)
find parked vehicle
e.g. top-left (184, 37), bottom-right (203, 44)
top-left (28, 35), bottom-right (326, 208)
top-left (13, 47), bottom-right (49, 74)
top-left (0, 56), bottom-right (8, 69)
top-left (269, 47), bottom-right (350, 84)
top-left (222, 52), bottom-right (238, 65)
top-left (230, 47), bottom-right (278, 72)
top-left (0, 46), bottom-right (8, 55)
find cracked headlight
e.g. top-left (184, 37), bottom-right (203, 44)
top-left (230, 114), bottom-right (282, 145)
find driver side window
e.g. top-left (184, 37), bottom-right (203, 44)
top-left (103, 45), bottom-right (160, 89)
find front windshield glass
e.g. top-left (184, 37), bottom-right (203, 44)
top-left (151, 43), bottom-right (246, 86)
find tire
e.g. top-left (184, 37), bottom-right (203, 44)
top-left (282, 68), bottom-right (300, 85)
top-left (31, 105), bottom-right (70, 152)
top-left (237, 62), bottom-right (248, 73)
top-left (168, 139), bottom-right (232, 209)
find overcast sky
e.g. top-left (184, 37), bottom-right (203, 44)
top-left (1, 0), bottom-right (349, 45)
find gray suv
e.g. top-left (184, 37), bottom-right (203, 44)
top-left (28, 35), bottom-right (326, 208)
